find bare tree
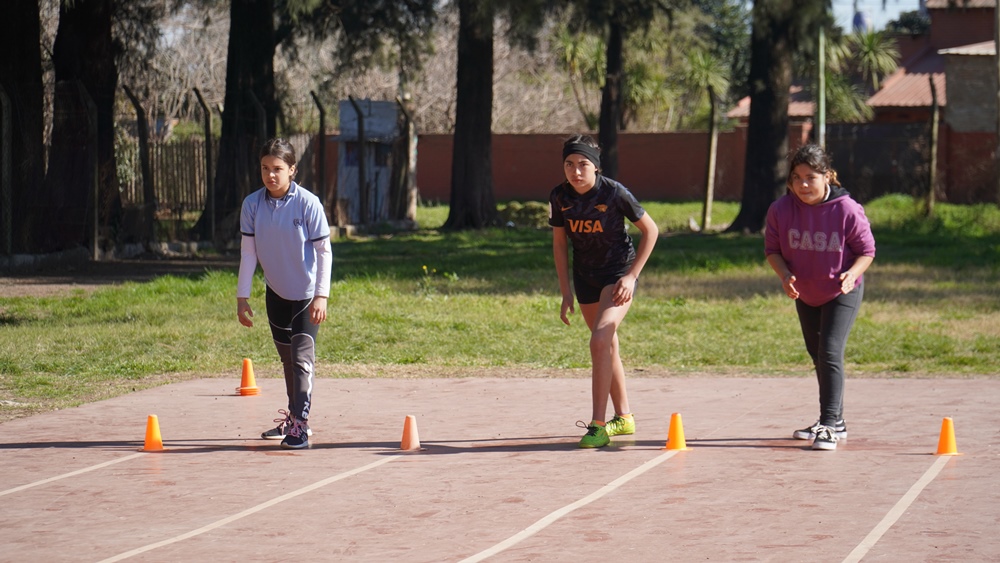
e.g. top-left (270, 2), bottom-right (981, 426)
top-left (142, 3), bottom-right (229, 137)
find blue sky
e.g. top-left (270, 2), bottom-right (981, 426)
top-left (832, 0), bottom-right (923, 31)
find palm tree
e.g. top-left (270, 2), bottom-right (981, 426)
top-left (848, 29), bottom-right (899, 92)
top-left (821, 32), bottom-right (872, 122)
top-left (817, 28), bottom-right (897, 122)
top-left (553, 28), bottom-right (604, 130)
top-left (677, 48), bottom-right (730, 129)
top-left (566, 0), bottom-right (667, 179)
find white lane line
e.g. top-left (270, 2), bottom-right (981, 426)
top-left (461, 387), bottom-right (797, 562)
top-left (842, 455), bottom-right (952, 563)
top-left (459, 450), bottom-right (682, 563)
top-left (98, 454), bottom-right (402, 563)
top-left (0, 453), bottom-right (146, 497)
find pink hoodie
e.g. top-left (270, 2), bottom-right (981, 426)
top-left (765, 187), bottom-right (876, 307)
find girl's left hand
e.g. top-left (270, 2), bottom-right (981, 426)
top-left (310, 296), bottom-right (328, 325)
top-left (612, 274), bottom-right (636, 306)
top-left (839, 271), bottom-right (857, 294)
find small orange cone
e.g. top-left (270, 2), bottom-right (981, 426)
top-left (400, 415), bottom-right (421, 451)
top-left (236, 358), bottom-right (260, 396)
top-left (664, 412), bottom-right (691, 451)
top-left (142, 414), bottom-right (164, 452)
top-left (935, 417), bottom-right (961, 456)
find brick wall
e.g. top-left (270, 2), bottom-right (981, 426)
top-left (943, 130), bottom-right (999, 203)
top-left (313, 122), bottom-right (996, 207)
top-left (413, 130), bottom-right (756, 202)
top-left (929, 8), bottom-right (994, 49)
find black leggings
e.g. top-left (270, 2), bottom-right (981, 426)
top-left (794, 283), bottom-right (864, 427)
top-left (266, 287), bottom-right (319, 421)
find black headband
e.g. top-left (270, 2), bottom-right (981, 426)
top-left (562, 143), bottom-right (601, 169)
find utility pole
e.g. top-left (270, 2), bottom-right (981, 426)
top-left (929, 77), bottom-right (939, 217)
top-left (995, 0), bottom-right (1000, 203)
top-left (818, 26), bottom-right (826, 149)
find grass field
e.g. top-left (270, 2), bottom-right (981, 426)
top-left (1, 195), bottom-right (998, 420)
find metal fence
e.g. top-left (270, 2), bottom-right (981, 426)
top-left (116, 132), bottom-right (314, 219)
top-left (118, 138), bottom-right (215, 216)
top-left (826, 122), bottom-right (932, 203)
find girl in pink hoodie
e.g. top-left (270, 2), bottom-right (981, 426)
top-left (765, 144), bottom-right (876, 451)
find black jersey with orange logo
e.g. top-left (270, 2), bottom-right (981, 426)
top-left (548, 175), bottom-right (646, 275)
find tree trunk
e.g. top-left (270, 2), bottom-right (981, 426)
top-left (0, 0), bottom-right (45, 253)
top-left (598, 15), bottom-right (624, 180)
top-left (43, 0), bottom-right (121, 252)
top-left (726, 0), bottom-right (795, 234)
top-left (444, 0), bottom-right (497, 230)
top-left (194, 0), bottom-right (277, 242)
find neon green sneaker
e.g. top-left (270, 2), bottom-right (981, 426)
top-left (577, 421), bottom-right (610, 448)
top-left (605, 414), bottom-right (635, 437)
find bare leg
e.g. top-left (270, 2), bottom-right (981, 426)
top-left (608, 333), bottom-right (630, 415)
top-left (579, 285), bottom-right (633, 423)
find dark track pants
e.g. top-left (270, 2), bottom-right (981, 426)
top-left (266, 286), bottom-right (318, 421)
top-left (794, 283), bottom-right (864, 427)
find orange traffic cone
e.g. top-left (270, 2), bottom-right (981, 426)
top-left (236, 358), bottom-right (260, 396)
top-left (935, 417), bottom-right (961, 456)
top-left (664, 412), bottom-right (691, 451)
top-left (400, 415), bottom-right (421, 451)
top-left (142, 414), bottom-right (164, 452)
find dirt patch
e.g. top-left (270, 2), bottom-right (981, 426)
top-left (0, 255), bottom-right (239, 298)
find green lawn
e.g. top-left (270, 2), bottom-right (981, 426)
top-left (1, 195), bottom-right (998, 420)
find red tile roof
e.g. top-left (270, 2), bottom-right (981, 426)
top-left (866, 46), bottom-right (947, 108)
top-left (726, 36), bottom-right (993, 117)
top-left (726, 85), bottom-right (815, 119)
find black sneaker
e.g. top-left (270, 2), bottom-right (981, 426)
top-left (793, 420), bottom-right (847, 441)
top-left (811, 425), bottom-right (838, 451)
top-left (281, 418), bottom-right (311, 449)
top-left (262, 410), bottom-right (312, 440)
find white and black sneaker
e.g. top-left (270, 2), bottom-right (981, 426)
top-left (793, 420), bottom-right (847, 441)
top-left (281, 417), bottom-right (311, 450)
top-left (261, 409), bottom-right (292, 440)
top-left (811, 425), bottom-right (838, 451)
top-left (261, 409), bottom-right (312, 440)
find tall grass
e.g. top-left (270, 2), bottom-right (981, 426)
top-left (1, 196), bottom-right (997, 419)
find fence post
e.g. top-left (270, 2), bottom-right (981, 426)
top-left (122, 85), bottom-right (156, 242)
top-left (76, 81), bottom-right (99, 261)
top-left (701, 86), bottom-right (719, 232)
top-left (348, 96), bottom-right (368, 226)
top-left (310, 91), bottom-right (326, 209)
top-left (0, 86), bottom-right (11, 255)
top-left (193, 87), bottom-right (214, 239)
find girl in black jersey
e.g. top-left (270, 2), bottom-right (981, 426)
top-left (549, 135), bottom-right (659, 448)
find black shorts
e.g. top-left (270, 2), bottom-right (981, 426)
top-left (573, 268), bottom-right (635, 305)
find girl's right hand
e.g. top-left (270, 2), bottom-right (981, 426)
top-left (783, 274), bottom-right (799, 300)
top-left (560, 295), bottom-right (575, 326)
